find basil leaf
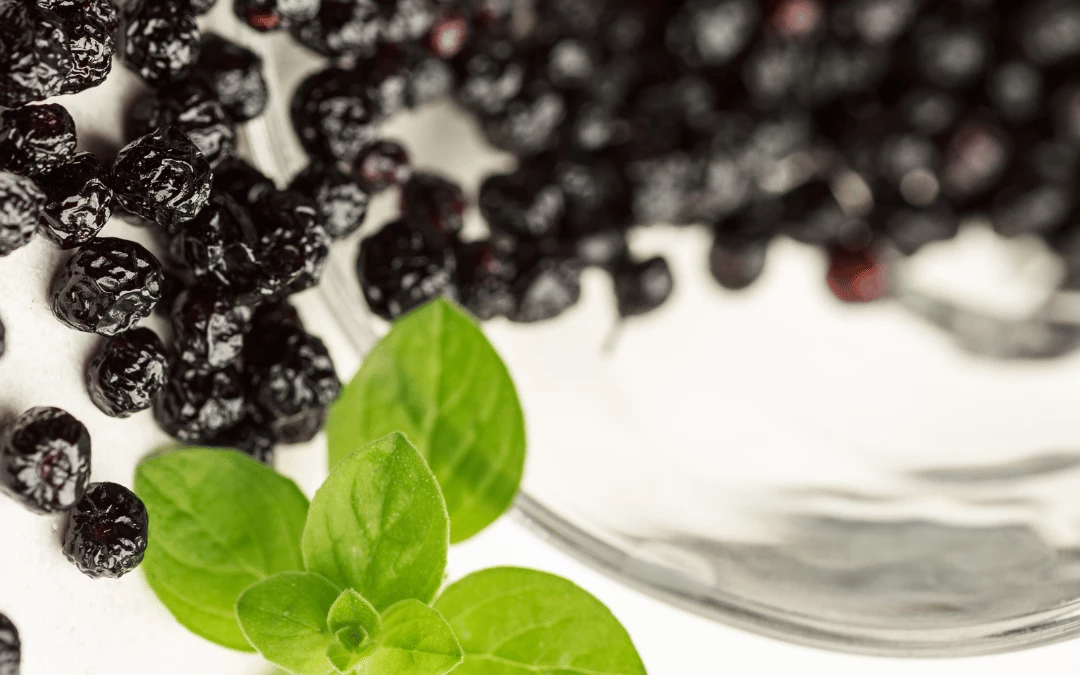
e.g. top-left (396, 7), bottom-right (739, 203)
top-left (302, 433), bottom-right (450, 610)
top-left (135, 449), bottom-right (309, 651)
top-left (326, 298), bottom-right (526, 543)
top-left (235, 571), bottom-right (341, 675)
top-left (351, 600), bottom-right (463, 675)
top-left (327, 588), bottom-right (381, 649)
top-left (434, 567), bottom-right (647, 675)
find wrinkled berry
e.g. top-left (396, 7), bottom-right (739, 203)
top-left (213, 156), bottom-right (276, 208)
top-left (289, 162), bottom-right (370, 239)
top-left (208, 413), bottom-right (275, 464)
top-left (154, 361), bottom-right (245, 443)
top-left (169, 192), bottom-right (263, 293)
top-left (290, 0), bottom-right (382, 57)
top-left (0, 104), bottom-right (78, 176)
top-left (86, 328), bottom-right (168, 418)
top-left (62, 482), bottom-right (148, 579)
top-left (252, 190), bottom-right (332, 296)
top-left (39, 0), bottom-right (120, 33)
top-left (358, 219), bottom-right (457, 320)
top-left (0, 612), bottom-right (17, 675)
top-left (456, 238), bottom-right (517, 320)
top-left (354, 140), bottom-right (411, 193)
top-left (234, 0), bottom-right (320, 31)
top-left (35, 152), bottom-right (114, 250)
top-left (480, 170), bottom-right (565, 239)
top-left (51, 237), bottom-right (163, 336)
top-left (112, 126), bottom-right (213, 230)
top-left (0, 2), bottom-right (72, 108)
top-left (0, 407), bottom-right (91, 514)
top-left (613, 256), bottom-right (674, 317)
top-left (122, 0), bottom-right (200, 86)
top-left (508, 253), bottom-right (583, 323)
top-left (0, 172), bottom-right (46, 257)
top-left (171, 288), bottom-right (254, 372)
top-left (292, 67), bottom-right (385, 165)
top-left (131, 81), bottom-right (237, 169)
top-left (401, 172), bottom-right (466, 235)
top-left (194, 34), bottom-right (269, 122)
top-left (58, 15), bottom-right (114, 95)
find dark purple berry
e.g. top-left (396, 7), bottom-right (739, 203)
top-left (169, 192), bottom-right (263, 293)
top-left (0, 2), bottom-right (72, 108)
top-left (194, 34), bottom-right (269, 122)
top-left (189, 0), bottom-right (219, 14)
top-left (121, 0), bottom-right (200, 86)
top-left (354, 140), bottom-right (411, 193)
top-left (826, 246), bottom-right (888, 303)
top-left (62, 482), bottom-right (148, 579)
top-left (508, 252), bottom-right (583, 324)
top-left (58, 15), bottom-right (114, 95)
top-left (291, 67), bottom-right (385, 165)
top-left (0, 407), bottom-right (91, 514)
top-left (154, 361), bottom-right (246, 443)
top-left (51, 237), bottom-right (164, 336)
top-left (480, 81), bottom-right (566, 156)
top-left (86, 328), bottom-right (168, 418)
top-left (234, 0), bottom-right (320, 31)
top-left (0, 172), bottom-right (46, 257)
top-left (131, 81), bottom-right (237, 169)
top-left (357, 219), bottom-right (457, 320)
top-left (710, 239), bottom-right (768, 290)
top-left (401, 172), bottom-right (466, 235)
top-left (0, 613), bottom-right (18, 675)
top-left (112, 126), bottom-right (213, 230)
top-left (480, 170), bottom-right (565, 239)
top-left (252, 190), bottom-right (332, 296)
top-left (289, 162), bottom-right (370, 239)
top-left (613, 256), bottom-right (674, 317)
top-left (208, 413), bottom-right (275, 464)
top-left (213, 156), bottom-right (276, 208)
top-left (34, 152), bottom-right (114, 250)
top-left (455, 238), bottom-right (517, 320)
top-left (289, 0), bottom-right (381, 57)
top-left (667, 0), bottom-right (758, 68)
top-left (40, 0), bottom-right (120, 34)
top-left (171, 288), bottom-right (254, 372)
top-left (454, 36), bottom-right (526, 117)
top-left (0, 104), bottom-right (78, 176)
top-left (884, 206), bottom-right (959, 255)
top-left (153, 268), bottom-right (189, 319)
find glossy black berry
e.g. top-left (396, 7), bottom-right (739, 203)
top-left (0, 172), bottom-right (46, 257)
top-left (357, 219), bottom-right (457, 320)
top-left (112, 126), bottom-right (213, 230)
top-left (612, 256), bottom-right (674, 317)
top-left (455, 238), bottom-right (517, 320)
top-left (288, 162), bottom-right (370, 239)
top-left (289, 0), bottom-right (382, 57)
top-left (251, 189), bottom-right (332, 296)
top-left (86, 328), bottom-right (168, 418)
top-left (131, 81), bottom-right (237, 169)
top-left (213, 156), bottom-right (276, 208)
top-left (171, 288), bottom-right (254, 372)
top-left (0, 104), bottom-right (78, 176)
top-left (710, 239), bottom-right (768, 291)
top-left (0, 407), bottom-right (91, 514)
top-left (0, 612), bottom-right (18, 675)
top-left (480, 170), bottom-right (565, 239)
top-left (154, 361), bottom-right (246, 443)
top-left (153, 268), bottom-right (189, 319)
top-left (169, 192), bottom-right (263, 293)
top-left (208, 412), bottom-right (275, 464)
top-left (35, 152), bottom-right (114, 250)
top-left (291, 67), bottom-right (385, 166)
top-left (62, 482), bottom-right (148, 579)
top-left (121, 0), bottom-right (200, 86)
top-left (234, 0), bottom-right (321, 32)
top-left (194, 34), bottom-right (269, 123)
top-left (51, 237), bottom-right (163, 336)
top-left (58, 14), bottom-right (114, 95)
top-left (245, 329), bottom-right (341, 444)
top-left (354, 140), bottom-right (411, 193)
top-left (508, 253), bottom-right (583, 324)
top-left (401, 172), bottom-right (467, 235)
top-left (244, 299), bottom-right (305, 365)
top-left (43, 0), bottom-right (120, 32)
top-left (0, 2), bottom-right (72, 108)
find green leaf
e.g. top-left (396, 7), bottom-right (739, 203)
top-left (235, 572), bottom-right (341, 675)
top-left (135, 449), bottom-right (310, 651)
top-left (326, 298), bottom-right (526, 543)
top-left (352, 600), bottom-right (463, 675)
top-left (327, 589), bottom-right (382, 642)
top-left (302, 433), bottom-right (450, 611)
top-left (434, 567), bottom-right (647, 675)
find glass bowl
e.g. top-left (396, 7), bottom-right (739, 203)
top-left (231, 18), bottom-right (1080, 659)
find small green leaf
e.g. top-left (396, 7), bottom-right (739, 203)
top-left (352, 600), bottom-right (463, 675)
top-left (235, 571), bottom-right (341, 675)
top-left (135, 449), bottom-right (309, 651)
top-left (327, 589), bottom-right (382, 641)
top-left (434, 567), bottom-right (647, 675)
top-left (326, 298), bottom-right (526, 543)
top-left (302, 433), bottom-right (450, 610)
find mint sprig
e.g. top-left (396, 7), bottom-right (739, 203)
top-left (135, 299), bottom-right (646, 675)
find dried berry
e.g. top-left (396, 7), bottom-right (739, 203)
top-left (153, 268), bottom-right (189, 318)
top-left (62, 482), bottom-right (148, 579)
top-left (709, 239), bottom-right (768, 291)
top-left (154, 361), bottom-right (245, 443)
top-left (112, 126), bottom-right (213, 230)
top-left (401, 172), bottom-right (467, 235)
top-left (86, 328), bottom-right (168, 418)
top-left (428, 12), bottom-right (470, 59)
top-left (121, 0), bottom-right (200, 86)
top-left (612, 256), bottom-right (674, 317)
top-left (0, 2), bottom-right (72, 107)
top-left (357, 219), bottom-right (457, 320)
top-left (234, 0), bottom-right (321, 31)
top-left (0, 104), bottom-right (78, 176)
top-left (51, 237), bottom-right (163, 336)
top-left (245, 329), bottom-right (341, 444)
top-left (213, 156), bottom-right (276, 208)
top-left (39, 0), bottom-right (120, 33)
top-left (290, 0), bottom-right (382, 57)
top-left (194, 33), bottom-right (269, 122)
top-left (252, 189), bottom-right (332, 296)
top-left (35, 152), bottom-right (114, 250)
top-left (826, 247), bottom-right (888, 303)
top-left (131, 81), bottom-right (237, 169)
top-left (0, 172), bottom-right (46, 257)
top-left (0, 407), bottom-right (91, 514)
top-left (354, 140), bottom-right (411, 193)
top-left (0, 613), bottom-right (18, 675)
top-left (480, 170), bottom-right (565, 239)
top-left (208, 413), bottom-right (275, 464)
top-left (291, 67), bottom-right (385, 166)
top-left (508, 253), bottom-right (583, 324)
top-left (455, 238), bottom-right (517, 320)
top-left (288, 162), bottom-right (370, 239)
top-left (59, 15), bottom-right (114, 94)
top-left (169, 192), bottom-right (263, 293)
top-left (171, 288), bottom-right (254, 372)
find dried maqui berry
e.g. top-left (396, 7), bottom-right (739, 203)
top-left (357, 219), bottom-right (457, 320)
top-left (169, 192), bottom-right (263, 293)
top-left (122, 0), bottom-right (200, 86)
top-left (58, 13), bottom-right (115, 95)
top-left (39, 0), bottom-right (120, 33)
top-left (289, 162), bottom-right (370, 240)
top-left (194, 34), bottom-right (269, 123)
top-left (292, 67), bottom-right (385, 166)
top-left (612, 256), bottom-right (674, 317)
top-left (455, 238), bottom-right (518, 321)
top-left (213, 156), bottom-right (276, 208)
top-left (0, 407), bottom-right (91, 514)
top-left (209, 412), bottom-right (276, 464)
top-left (171, 288), bottom-right (254, 372)
top-left (354, 140), bottom-right (411, 193)
top-left (402, 172), bottom-right (467, 235)
top-left (0, 104), bottom-right (78, 176)
top-left (0, 2), bottom-right (72, 107)
top-left (112, 126), bottom-right (212, 230)
top-left (51, 237), bottom-right (164, 336)
top-left (0, 172), bottom-right (46, 257)
top-left (252, 190), bottom-right (332, 296)
top-left (131, 81), bottom-right (237, 169)
top-left (154, 361), bottom-right (246, 443)
top-left (35, 152), bottom-right (114, 250)
top-left (63, 482), bottom-right (149, 579)
top-left (0, 612), bottom-right (18, 675)
top-left (234, 0), bottom-right (321, 32)
top-left (86, 328), bottom-right (168, 418)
